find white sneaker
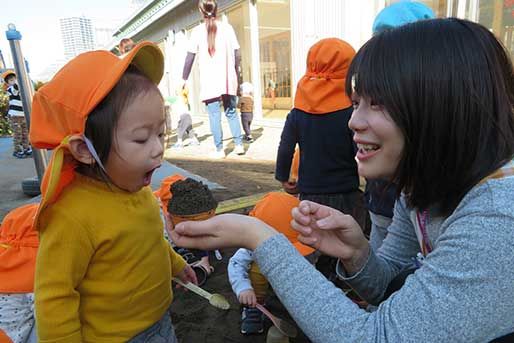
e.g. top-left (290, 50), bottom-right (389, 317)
top-left (190, 136), bottom-right (200, 146)
top-left (209, 150), bottom-right (225, 159)
top-left (234, 145), bottom-right (245, 155)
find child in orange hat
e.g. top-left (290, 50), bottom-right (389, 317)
top-left (0, 203), bottom-right (39, 343)
top-left (228, 192), bottom-right (315, 335)
top-left (29, 42), bottom-right (196, 342)
top-left (275, 38), bottom-right (366, 282)
top-left (276, 38), bottom-right (360, 212)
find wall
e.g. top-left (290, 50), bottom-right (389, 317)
top-left (290, 0), bottom-right (384, 92)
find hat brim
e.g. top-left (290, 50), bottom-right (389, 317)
top-left (91, 41), bottom-right (164, 113)
top-left (2, 70), bottom-right (15, 81)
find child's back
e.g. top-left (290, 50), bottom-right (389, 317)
top-left (275, 38), bottom-right (359, 211)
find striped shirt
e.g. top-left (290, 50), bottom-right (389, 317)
top-left (7, 84), bottom-right (24, 117)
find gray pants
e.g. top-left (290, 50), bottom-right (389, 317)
top-left (241, 112), bottom-right (253, 137)
top-left (128, 308), bottom-right (177, 343)
top-left (177, 113), bottom-right (195, 141)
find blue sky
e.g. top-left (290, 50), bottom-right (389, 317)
top-left (0, 0), bottom-right (138, 77)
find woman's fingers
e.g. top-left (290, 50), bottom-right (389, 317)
top-left (317, 212), bottom-right (359, 232)
top-left (291, 206), bottom-right (313, 226)
top-left (172, 214), bottom-right (273, 251)
top-left (170, 230), bottom-right (216, 250)
top-left (290, 218), bottom-right (312, 235)
top-left (174, 216), bottom-right (220, 236)
top-left (297, 234), bottom-right (318, 247)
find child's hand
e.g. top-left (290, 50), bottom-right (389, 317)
top-left (176, 264), bottom-right (198, 286)
top-left (282, 181), bottom-right (299, 195)
top-left (238, 289), bottom-right (257, 307)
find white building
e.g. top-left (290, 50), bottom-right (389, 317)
top-left (60, 17), bottom-right (95, 60)
top-left (111, 0), bottom-right (514, 121)
top-left (95, 27), bottom-right (116, 49)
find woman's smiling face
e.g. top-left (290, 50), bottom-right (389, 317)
top-left (348, 93), bottom-right (405, 180)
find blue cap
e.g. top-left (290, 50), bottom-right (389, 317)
top-left (372, 1), bottom-right (435, 34)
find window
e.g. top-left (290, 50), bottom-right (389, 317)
top-left (257, 0), bottom-right (292, 115)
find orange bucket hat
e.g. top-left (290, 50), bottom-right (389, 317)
top-left (0, 203), bottom-right (39, 293)
top-left (1, 69), bottom-right (15, 81)
top-left (29, 42), bottom-right (164, 229)
top-left (294, 38), bottom-right (355, 114)
top-left (250, 192), bottom-right (314, 256)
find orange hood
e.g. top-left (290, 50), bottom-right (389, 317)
top-left (0, 203), bottom-right (39, 293)
top-left (250, 192), bottom-right (314, 256)
top-left (294, 38), bottom-right (355, 114)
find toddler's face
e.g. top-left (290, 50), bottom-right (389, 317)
top-left (105, 90), bottom-right (165, 192)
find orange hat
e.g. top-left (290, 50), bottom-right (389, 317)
top-left (249, 192), bottom-right (314, 256)
top-left (0, 330), bottom-right (13, 343)
top-left (1, 69), bottom-right (15, 81)
top-left (0, 203), bottom-right (39, 293)
top-left (294, 38), bottom-right (355, 114)
top-left (153, 174), bottom-right (186, 215)
top-left (29, 42), bottom-right (164, 229)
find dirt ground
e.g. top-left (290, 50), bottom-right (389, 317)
top-left (166, 157), bottom-right (313, 343)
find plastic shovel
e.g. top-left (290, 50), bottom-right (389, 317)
top-left (173, 277), bottom-right (230, 310)
top-left (255, 303), bottom-right (298, 338)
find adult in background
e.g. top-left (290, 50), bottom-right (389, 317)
top-left (182, 0), bottom-right (245, 159)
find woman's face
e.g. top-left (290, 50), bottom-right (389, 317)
top-left (348, 93), bottom-right (404, 180)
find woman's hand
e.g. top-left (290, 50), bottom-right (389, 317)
top-left (176, 264), bottom-right (198, 286)
top-left (170, 214), bottom-right (278, 251)
top-left (291, 200), bottom-right (369, 274)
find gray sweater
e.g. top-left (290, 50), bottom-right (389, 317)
top-left (255, 176), bottom-right (514, 342)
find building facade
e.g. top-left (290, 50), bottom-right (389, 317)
top-left (112, 0), bottom-right (513, 121)
top-left (60, 17), bottom-right (95, 60)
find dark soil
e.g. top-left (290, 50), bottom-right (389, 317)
top-left (165, 157), bottom-right (313, 342)
top-left (170, 248), bottom-right (312, 343)
top-left (168, 178), bottom-right (218, 215)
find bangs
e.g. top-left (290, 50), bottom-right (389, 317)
top-left (345, 32), bottom-right (396, 106)
top-left (344, 18), bottom-right (514, 214)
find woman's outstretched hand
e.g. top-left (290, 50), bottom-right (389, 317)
top-left (170, 214), bottom-right (278, 251)
top-left (291, 200), bottom-right (369, 274)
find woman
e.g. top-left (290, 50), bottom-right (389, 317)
top-left (170, 19), bottom-right (514, 342)
top-left (182, 0), bottom-right (244, 159)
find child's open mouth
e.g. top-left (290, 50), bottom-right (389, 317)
top-left (143, 165), bottom-right (161, 186)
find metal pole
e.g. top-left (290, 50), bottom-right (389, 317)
top-left (6, 23), bottom-right (47, 183)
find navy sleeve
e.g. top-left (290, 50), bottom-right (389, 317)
top-left (275, 110), bottom-right (297, 182)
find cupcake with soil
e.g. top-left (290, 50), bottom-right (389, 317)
top-left (167, 178), bottom-right (218, 225)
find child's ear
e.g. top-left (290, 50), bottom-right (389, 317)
top-left (68, 135), bottom-right (94, 165)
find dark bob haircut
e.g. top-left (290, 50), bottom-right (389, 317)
top-left (346, 18), bottom-right (514, 215)
top-left (77, 65), bottom-right (163, 181)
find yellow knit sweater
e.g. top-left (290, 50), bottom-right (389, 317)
top-left (35, 174), bottom-right (187, 342)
